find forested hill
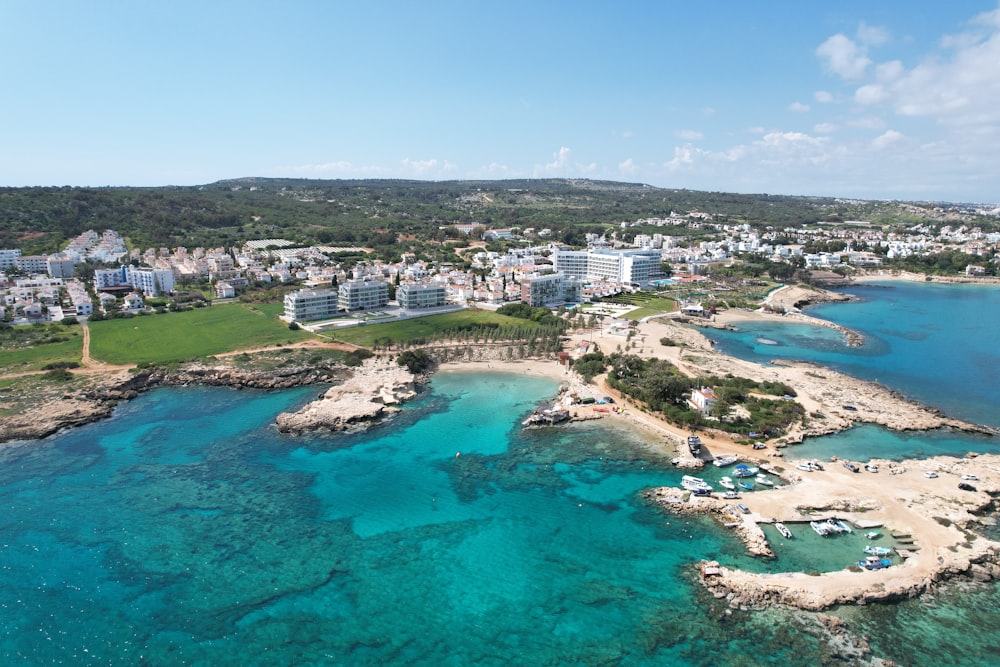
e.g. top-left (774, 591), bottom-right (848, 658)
top-left (0, 177), bottom-right (987, 255)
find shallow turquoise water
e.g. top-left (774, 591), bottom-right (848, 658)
top-left (3, 282), bottom-right (1000, 665)
top-left (1, 375), bottom-right (842, 666)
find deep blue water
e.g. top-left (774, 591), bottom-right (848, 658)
top-left (3, 281), bottom-right (1000, 665)
top-left (705, 281), bottom-right (1000, 460)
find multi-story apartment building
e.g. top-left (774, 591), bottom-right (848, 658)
top-left (519, 272), bottom-right (581, 307)
top-left (93, 266), bottom-right (175, 296)
top-left (15, 255), bottom-right (49, 274)
top-left (397, 283), bottom-right (448, 310)
top-left (283, 288), bottom-right (339, 321)
top-left (0, 249), bottom-right (21, 269)
top-left (338, 279), bottom-right (389, 312)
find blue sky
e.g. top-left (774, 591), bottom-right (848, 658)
top-left (2, 1), bottom-right (1000, 202)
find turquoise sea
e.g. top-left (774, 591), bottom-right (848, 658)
top-left (2, 281), bottom-right (999, 665)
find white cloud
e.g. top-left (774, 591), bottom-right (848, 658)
top-left (471, 162), bottom-right (515, 178)
top-left (401, 158), bottom-right (439, 174)
top-left (675, 129), bottom-right (703, 140)
top-left (814, 122), bottom-right (839, 133)
top-left (546, 146), bottom-right (571, 171)
top-left (848, 116), bottom-right (888, 130)
top-left (817, 33), bottom-right (871, 80)
top-left (854, 83), bottom-right (888, 105)
top-left (618, 158), bottom-right (638, 176)
top-left (872, 129), bottom-right (904, 149)
top-left (789, 102), bottom-right (811, 113)
top-left (857, 21), bottom-right (889, 46)
top-left (533, 146), bottom-right (595, 178)
top-left (814, 90), bottom-right (834, 103)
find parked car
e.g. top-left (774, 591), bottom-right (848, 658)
top-left (736, 503), bottom-right (751, 514)
top-left (958, 482), bottom-right (977, 492)
top-left (962, 474), bottom-right (979, 481)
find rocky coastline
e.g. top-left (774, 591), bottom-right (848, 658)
top-left (0, 362), bottom-right (347, 444)
top-left (275, 358), bottom-right (421, 434)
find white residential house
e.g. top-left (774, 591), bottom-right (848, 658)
top-left (123, 293), bottom-right (145, 311)
top-left (215, 282), bottom-right (236, 299)
top-left (688, 387), bottom-right (717, 412)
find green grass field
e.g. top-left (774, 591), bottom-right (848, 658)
top-left (329, 309), bottom-right (541, 347)
top-left (0, 337), bottom-right (83, 374)
top-left (88, 303), bottom-right (313, 365)
top-left (0, 325), bottom-right (84, 374)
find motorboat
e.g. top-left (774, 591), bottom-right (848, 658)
top-left (719, 477), bottom-right (735, 490)
top-left (737, 479), bottom-right (754, 491)
top-left (864, 545), bottom-right (892, 556)
top-left (865, 531), bottom-right (881, 540)
top-left (775, 522), bottom-right (793, 539)
top-left (713, 454), bottom-right (739, 467)
top-left (857, 555), bottom-right (892, 570)
top-left (732, 465), bottom-right (759, 478)
top-left (811, 520), bottom-right (831, 536)
top-left (681, 475), bottom-right (712, 492)
top-left (755, 475), bottom-right (774, 487)
top-left (833, 518), bottom-right (853, 533)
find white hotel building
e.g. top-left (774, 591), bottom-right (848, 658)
top-left (552, 248), bottom-right (662, 286)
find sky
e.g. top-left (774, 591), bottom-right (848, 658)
top-left (2, 1), bottom-right (1000, 202)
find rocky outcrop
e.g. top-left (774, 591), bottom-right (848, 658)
top-left (0, 364), bottom-right (346, 444)
top-left (275, 359), bottom-right (419, 434)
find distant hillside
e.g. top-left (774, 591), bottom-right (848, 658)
top-left (0, 178), bottom-right (992, 256)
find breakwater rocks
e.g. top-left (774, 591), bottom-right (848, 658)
top-left (699, 548), bottom-right (1000, 612)
top-left (275, 359), bottom-right (419, 434)
top-left (644, 487), bottom-right (774, 558)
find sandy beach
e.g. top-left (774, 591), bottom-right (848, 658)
top-left (427, 287), bottom-right (1000, 610)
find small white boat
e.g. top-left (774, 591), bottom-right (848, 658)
top-left (865, 531), bottom-right (881, 540)
top-left (811, 520), bottom-right (830, 536)
top-left (713, 454), bottom-right (739, 467)
top-left (864, 545), bottom-right (891, 556)
top-left (681, 475), bottom-right (712, 492)
top-left (775, 522), bottom-right (793, 539)
top-left (756, 475), bottom-right (774, 487)
top-left (719, 476), bottom-right (735, 490)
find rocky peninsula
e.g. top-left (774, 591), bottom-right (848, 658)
top-left (275, 358), bottom-right (420, 434)
top-left (644, 452), bottom-right (1000, 611)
